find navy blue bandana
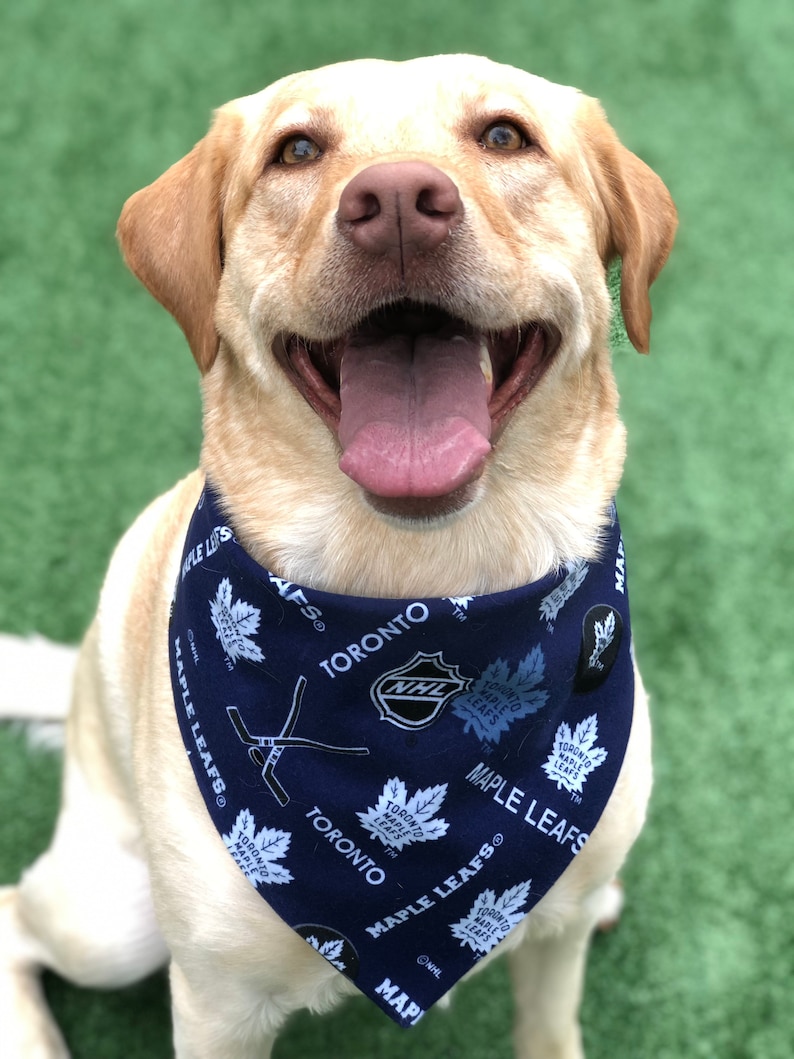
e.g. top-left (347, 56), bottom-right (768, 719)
top-left (169, 488), bottom-right (634, 1027)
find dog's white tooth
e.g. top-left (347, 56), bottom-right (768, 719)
top-left (479, 340), bottom-right (493, 386)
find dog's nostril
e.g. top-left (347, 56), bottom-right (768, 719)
top-left (351, 191), bottom-right (381, 224)
top-left (416, 185), bottom-right (458, 218)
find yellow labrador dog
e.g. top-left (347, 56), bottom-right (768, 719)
top-left (0, 55), bottom-right (675, 1058)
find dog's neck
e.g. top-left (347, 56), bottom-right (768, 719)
top-left (200, 352), bottom-right (626, 598)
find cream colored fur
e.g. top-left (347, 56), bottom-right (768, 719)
top-left (0, 55), bottom-right (675, 1058)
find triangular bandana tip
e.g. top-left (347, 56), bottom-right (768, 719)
top-left (169, 487), bottom-right (634, 1026)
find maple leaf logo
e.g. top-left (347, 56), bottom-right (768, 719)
top-left (209, 578), bottom-right (265, 665)
top-left (450, 880), bottom-right (533, 954)
top-left (588, 611), bottom-right (616, 671)
top-left (357, 776), bottom-right (449, 850)
top-left (451, 646), bottom-right (549, 744)
top-left (542, 714), bottom-right (608, 795)
top-left (305, 935), bottom-right (347, 972)
top-left (539, 559), bottom-right (589, 625)
top-left (222, 808), bottom-right (293, 887)
top-left (446, 596), bottom-right (474, 621)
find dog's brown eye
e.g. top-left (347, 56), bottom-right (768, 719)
top-left (278, 135), bottom-right (322, 164)
top-left (480, 122), bottom-right (527, 151)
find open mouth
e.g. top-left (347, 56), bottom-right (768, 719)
top-left (277, 301), bottom-right (559, 503)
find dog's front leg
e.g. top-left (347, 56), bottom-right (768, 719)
top-left (170, 959), bottom-right (279, 1059)
top-left (0, 887), bottom-right (71, 1059)
top-left (0, 620), bottom-right (169, 1059)
top-left (508, 923), bottom-right (589, 1059)
top-left (507, 880), bottom-right (622, 1059)
top-left (157, 870), bottom-right (358, 1059)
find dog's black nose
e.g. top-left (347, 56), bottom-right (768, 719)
top-left (337, 161), bottom-right (463, 263)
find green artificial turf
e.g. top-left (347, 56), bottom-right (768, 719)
top-left (2, 1), bottom-right (793, 1056)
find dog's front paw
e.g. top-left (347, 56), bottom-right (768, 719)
top-left (0, 888), bottom-right (71, 1059)
top-left (515, 1027), bottom-right (584, 1059)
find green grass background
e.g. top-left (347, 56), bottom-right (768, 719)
top-left (1, 1), bottom-right (792, 1056)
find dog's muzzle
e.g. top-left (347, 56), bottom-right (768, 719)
top-left (277, 162), bottom-right (559, 506)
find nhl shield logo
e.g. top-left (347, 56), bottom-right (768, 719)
top-left (370, 651), bottom-right (471, 730)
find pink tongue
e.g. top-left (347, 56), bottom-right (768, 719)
top-left (338, 334), bottom-right (492, 497)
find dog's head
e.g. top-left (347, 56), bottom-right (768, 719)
top-left (117, 56), bottom-right (675, 589)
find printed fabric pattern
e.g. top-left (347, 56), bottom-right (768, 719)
top-left (169, 487), bottom-right (634, 1027)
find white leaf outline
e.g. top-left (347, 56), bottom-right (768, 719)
top-left (542, 714), bottom-right (608, 794)
top-left (357, 776), bottom-right (450, 850)
top-left (588, 610), bottom-right (616, 671)
top-left (209, 577), bottom-right (265, 664)
top-left (452, 646), bottom-right (549, 744)
top-left (450, 879), bottom-right (533, 954)
top-left (222, 808), bottom-right (293, 886)
top-left (404, 783), bottom-right (447, 822)
top-left (305, 935), bottom-right (347, 972)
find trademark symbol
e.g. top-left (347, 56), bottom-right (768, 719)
top-left (313, 620), bottom-right (326, 632)
top-left (571, 793), bottom-right (582, 805)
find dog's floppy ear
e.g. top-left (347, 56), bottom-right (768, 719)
top-left (582, 103), bottom-right (677, 354)
top-left (116, 110), bottom-right (241, 373)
